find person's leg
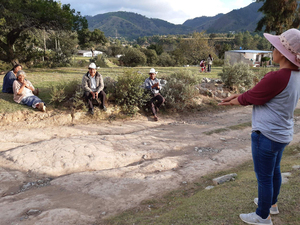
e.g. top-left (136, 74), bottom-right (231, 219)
top-left (272, 144), bottom-right (286, 205)
top-left (84, 91), bottom-right (93, 110)
top-left (150, 97), bottom-right (156, 116)
top-left (98, 91), bottom-right (106, 108)
top-left (21, 96), bottom-right (43, 107)
top-left (154, 93), bottom-right (165, 109)
top-left (251, 131), bottom-right (288, 219)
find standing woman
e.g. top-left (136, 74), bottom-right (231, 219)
top-left (219, 28), bottom-right (300, 225)
top-left (206, 54), bottom-right (213, 72)
top-left (13, 70), bottom-right (46, 112)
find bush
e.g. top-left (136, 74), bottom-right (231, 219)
top-left (119, 48), bottom-right (147, 67)
top-left (93, 54), bottom-right (108, 68)
top-left (161, 70), bottom-right (199, 110)
top-left (103, 76), bottom-right (117, 102)
top-left (218, 61), bottom-right (255, 92)
top-left (156, 52), bottom-right (176, 67)
top-left (108, 57), bottom-right (120, 66)
top-left (114, 69), bottom-right (149, 115)
top-left (212, 58), bottom-right (224, 66)
top-left (49, 79), bottom-right (81, 107)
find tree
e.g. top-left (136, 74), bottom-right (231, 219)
top-left (147, 44), bottom-right (164, 55)
top-left (119, 48), bottom-right (146, 67)
top-left (256, 0), bottom-right (300, 34)
top-left (178, 32), bottom-right (215, 65)
top-left (140, 48), bottom-right (158, 65)
top-left (78, 28), bottom-right (107, 49)
top-left (0, 0), bottom-right (87, 64)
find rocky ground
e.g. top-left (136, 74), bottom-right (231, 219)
top-left (1, 102), bottom-right (300, 225)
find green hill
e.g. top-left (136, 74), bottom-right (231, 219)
top-left (85, 2), bottom-right (264, 39)
top-left (85, 11), bottom-right (193, 39)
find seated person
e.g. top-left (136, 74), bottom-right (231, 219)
top-left (144, 68), bottom-right (165, 121)
top-left (199, 60), bottom-right (206, 72)
top-left (13, 70), bottom-right (46, 112)
top-left (82, 63), bottom-right (107, 115)
top-left (2, 64), bottom-right (22, 93)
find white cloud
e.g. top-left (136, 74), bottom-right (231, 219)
top-left (58, 0), bottom-right (254, 24)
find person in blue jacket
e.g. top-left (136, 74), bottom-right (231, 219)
top-left (2, 64), bottom-right (22, 93)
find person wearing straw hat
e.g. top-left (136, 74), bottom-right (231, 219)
top-left (82, 63), bottom-right (107, 115)
top-left (219, 28), bottom-right (300, 225)
top-left (145, 68), bottom-right (165, 121)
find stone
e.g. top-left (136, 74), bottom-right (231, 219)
top-left (212, 173), bottom-right (237, 185)
top-left (27, 209), bottom-right (41, 216)
top-left (282, 172), bottom-right (292, 184)
top-left (205, 186), bottom-right (214, 190)
top-left (292, 165), bottom-right (300, 170)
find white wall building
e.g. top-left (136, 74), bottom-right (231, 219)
top-left (77, 50), bottom-right (103, 57)
top-left (225, 50), bottom-right (273, 67)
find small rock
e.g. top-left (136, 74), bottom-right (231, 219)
top-left (213, 173), bottom-right (237, 185)
top-left (205, 186), bottom-right (215, 190)
top-left (282, 172), bottom-right (292, 184)
top-left (27, 209), bottom-right (41, 216)
top-left (182, 181), bottom-right (187, 184)
top-left (292, 165), bottom-right (300, 170)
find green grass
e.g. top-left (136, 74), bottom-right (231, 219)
top-left (100, 144), bottom-right (300, 225)
top-left (204, 121), bottom-right (252, 135)
top-left (0, 66), bottom-right (222, 113)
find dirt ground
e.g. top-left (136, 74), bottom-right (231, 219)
top-left (1, 104), bottom-right (300, 225)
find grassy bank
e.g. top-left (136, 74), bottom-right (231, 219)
top-left (0, 66), bottom-right (222, 114)
top-left (101, 144), bottom-right (300, 225)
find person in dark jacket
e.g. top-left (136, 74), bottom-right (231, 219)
top-left (2, 64), bottom-right (22, 93)
top-left (82, 63), bottom-right (107, 115)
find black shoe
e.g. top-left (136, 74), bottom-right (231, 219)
top-left (88, 108), bottom-right (94, 115)
top-left (100, 105), bottom-right (107, 111)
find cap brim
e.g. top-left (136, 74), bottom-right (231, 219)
top-left (264, 33), bottom-right (300, 67)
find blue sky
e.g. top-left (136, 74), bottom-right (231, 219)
top-left (58, 0), bottom-right (256, 24)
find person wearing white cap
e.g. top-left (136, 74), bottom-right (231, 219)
top-left (219, 28), bottom-right (300, 225)
top-left (82, 63), bottom-right (107, 115)
top-left (144, 68), bottom-right (165, 121)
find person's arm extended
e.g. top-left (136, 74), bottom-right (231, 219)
top-left (218, 94), bottom-right (241, 106)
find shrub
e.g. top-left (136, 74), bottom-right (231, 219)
top-left (49, 79), bottom-right (81, 107)
top-left (254, 67), bottom-right (278, 82)
top-left (218, 61), bottom-right (255, 91)
top-left (103, 76), bottom-right (117, 102)
top-left (156, 52), bottom-right (176, 67)
top-left (212, 58), bottom-right (224, 66)
top-left (161, 70), bottom-right (199, 110)
top-left (119, 48), bottom-right (147, 67)
top-left (108, 57), bottom-right (120, 66)
top-left (93, 54), bottom-right (108, 68)
top-left (114, 69), bottom-right (149, 115)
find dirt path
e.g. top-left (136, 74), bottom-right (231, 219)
top-left (1, 105), bottom-right (300, 225)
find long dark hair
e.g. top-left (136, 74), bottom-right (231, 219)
top-left (12, 63), bottom-right (22, 71)
top-left (209, 54), bottom-right (212, 60)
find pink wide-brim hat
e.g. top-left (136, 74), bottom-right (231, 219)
top-left (264, 28), bottom-right (300, 68)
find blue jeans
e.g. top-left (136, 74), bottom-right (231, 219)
top-left (251, 131), bottom-right (289, 219)
top-left (21, 96), bottom-right (43, 108)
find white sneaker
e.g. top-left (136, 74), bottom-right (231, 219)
top-left (240, 212), bottom-right (272, 225)
top-left (254, 198), bottom-right (279, 214)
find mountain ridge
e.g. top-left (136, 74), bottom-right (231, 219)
top-left (85, 2), bottom-right (264, 39)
